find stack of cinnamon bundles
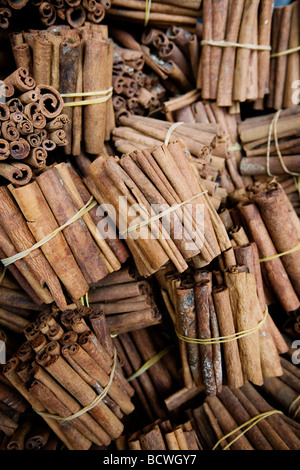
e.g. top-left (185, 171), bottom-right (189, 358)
top-left (3, 306), bottom-right (135, 450)
top-left (0, 0), bottom-right (300, 456)
top-left (0, 67), bottom-right (68, 185)
top-left (10, 23), bottom-right (115, 156)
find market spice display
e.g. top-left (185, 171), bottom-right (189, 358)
top-left (0, 0), bottom-right (300, 453)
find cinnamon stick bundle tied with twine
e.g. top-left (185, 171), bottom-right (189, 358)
top-left (198, 0), bottom-right (273, 109)
top-left (192, 382), bottom-right (300, 450)
top-left (228, 179), bottom-right (300, 314)
top-left (239, 106), bottom-right (300, 178)
top-left (0, 67), bottom-right (68, 185)
top-left (266, 0), bottom-right (300, 110)
top-left (87, 139), bottom-right (223, 278)
top-left (0, 162), bottom-right (129, 310)
top-left (157, 245), bottom-right (286, 396)
top-left (3, 306), bottom-right (135, 451)
top-left (10, 24), bottom-right (115, 156)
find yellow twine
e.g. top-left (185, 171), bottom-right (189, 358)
top-left (266, 110), bottom-right (300, 178)
top-left (259, 240), bottom-right (300, 263)
top-left (1, 196), bottom-right (97, 267)
top-left (212, 410), bottom-right (283, 450)
top-left (80, 292), bottom-right (90, 308)
top-left (120, 189), bottom-right (208, 236)
top-left (294, 176), bottom-right (300, 200)
top-left (164, 122), bottom-right (184, 146)
top-left (127, 344), bottom-right (174, 382)
top-left (36, 347), bottom-right (118, 422)
top-left (228, 142), bottom-right (242, 152)
top-left (271, 45), bottom-right (300, 58)
top-left (0, 329), bottom-right (7, 355)
top-left (201, 39), bottom-right (271, 51)
top-left (176, 306), bottom-right (269, 345)
top-left (61, 87), bottom-right (113, 107)
top-left (144, 0), bottom-right (152, 26)
top-left (0, 266), bottom-right (7, 284)
top-left (288, 394), bottom-right (300, 420)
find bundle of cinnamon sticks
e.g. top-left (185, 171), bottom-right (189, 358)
top-left (3, 306), bottom-right (135, 450)
top-left (198, 0), bottom-right (274, 110)
top-left (86, 139), bottom-right (227, 277)
top-left (115, 417), bottom-right (200, 450)
top-left (157, 248), bottom-right (287, 396)
top-left (266, 0), bottom-right (300, 110)
top-left (88, 265), bottom-right (162, 335)
top-left (112, 324), bottom-right (180, 423)
top-left (0, 161), bottom-right (129, 311)
top-left (106, 0), bottom-right (201, 30)
top-left (192, 381), bottom-right (300, 450)
top-left (10, 23), bottom-right (115, 156)
top-left (0, 67), bottom-right (68, 186)
top-left (239, 106), bottom-right (300, 178)
top-left (228, 180), bottom-right (300, 315)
